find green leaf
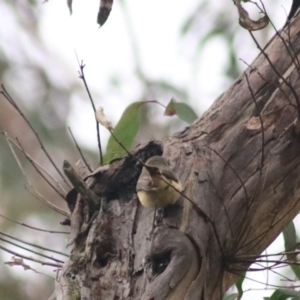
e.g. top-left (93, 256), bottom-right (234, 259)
top-left (223, 293), bottom-right (238, 300)
top-left (164, 98), bottom-right (198, 124)
top-left (235, 274), bottom-right (245, 300)
top-left (104, 102), bottom-right (143, 162)
top-left (283, 221), bottom-right (300, 280)
top-left (268, 289), bottom-right (300, 300)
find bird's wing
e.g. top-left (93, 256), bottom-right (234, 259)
top-left (160, 168), bottom-right (179, 183)
top-left (136, 175), bottom-right (153, 192)
top-left (146, 165), bottom-right (179, 183)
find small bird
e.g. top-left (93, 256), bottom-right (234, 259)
top-left (136, 156), bottom-right (182, 208)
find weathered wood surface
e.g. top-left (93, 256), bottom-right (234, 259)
top-left (56, 14), bottom-right (300, 300)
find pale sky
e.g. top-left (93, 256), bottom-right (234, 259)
top-left (40, 0), bottom-right (253, 149)
top-left (38, 0), bottom-right (292, 151)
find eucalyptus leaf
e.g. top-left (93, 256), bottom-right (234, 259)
top-left (223, 293), bottom-right (238, 300)
top-left (268, 288), bottom-right (300, 300)
top-left (283, 221), bottom-right (300, 280)
top-left (105, 102), bottom-right (143, 162)
top-left (164, 98), bottom-right (198, 124)
top-left (236, 275), bottom-right (245, 300)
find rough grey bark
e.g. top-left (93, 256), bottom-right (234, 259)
top-left (55, 14), bottom-right (300, 300)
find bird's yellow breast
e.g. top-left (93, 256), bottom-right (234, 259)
top-left (137, 178), bottom-right (182, 208)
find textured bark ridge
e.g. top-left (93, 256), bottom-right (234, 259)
top-left (55, 15), bottom-right (300, 300)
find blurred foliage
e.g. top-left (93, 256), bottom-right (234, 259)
top-left (0, 0), bottom-right (295, 299)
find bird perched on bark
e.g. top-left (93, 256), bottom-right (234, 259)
top-left (136, 156), bottom-right (182, 208)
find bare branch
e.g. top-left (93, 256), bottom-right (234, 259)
top-left (0, 245), bottom-right (63, 268)
top-left (0, 231), bottom-right (69, 257)
top-left (0, 84), bottom-right (71, 188)
top-left (1, 130), bottom-right (69, 217)
top-left (0, 214), bottom-right (69, 234)
top-left (68, 127), bottom-right (92, 172)
top-left (75, 54), bottom-right (103, 165)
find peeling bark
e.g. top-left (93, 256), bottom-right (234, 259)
top-left (55, 15), bottom-right (300, 300)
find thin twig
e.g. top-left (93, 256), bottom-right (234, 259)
top-left (238, 168), bottom-right (300, 253)
top-left (248, 32), bottom-right (300, 117)
top-left (0, 84), bottom-right (71, 188)
top-left (205, 145), bottom-right (249, 202)
top-left (0, 231), bottom-right (69, 257)
top-left (230, 73), bottom-right (267, 248)
top-left (207, 172), bottom-right (234, 240)
top-left (240, 59), bottom-right (295, 108)
top-left (68, 127), bottom-right (92, 172)
top-left (75, 54), bottom-right (103, 164)
top-left (260, 0), bottom-right (300, 79)
top-left (0, 236), bottom-right (64, 263)
top-left (284, 20), bottom-right (300, 76)
top-left (26, 187), bottom-right (70, 217)
top-left (0, 245), bottom-right (63, 268)
top-left (0, 214), bottom-right (69, 234)
top-left (229, 269), bottom-right (300, 288)
top-left (242, 210), bottom-right (279, 255)
top-left (16, 138), bottom-right (66, 200)
top-left (0, 131), bottom-right (68, 195)
top-left (245, 73), bottom-right (265, 175)
top-left (2, 131), bottom-right (69, 217)
top-left (234, 163), bottom-right (271, 253)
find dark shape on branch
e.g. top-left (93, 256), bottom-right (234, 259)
top-left (288, 0), bottom-right (300, 20)
top-left (97, 0), bottom-right (113, 26)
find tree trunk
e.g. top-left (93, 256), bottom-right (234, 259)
top-left (54, 15), bottom-right (300, 300)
